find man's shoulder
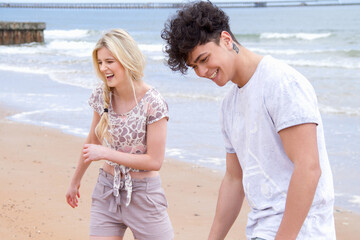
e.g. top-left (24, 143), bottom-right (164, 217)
top-left (260, 56), bottom-right (311, 92)
top-left (260, 56), bottom-right (293, 79)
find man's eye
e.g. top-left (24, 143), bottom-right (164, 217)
top-left (200, 56), bottom-right (208, 63)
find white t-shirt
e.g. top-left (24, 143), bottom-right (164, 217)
top-left (221, 56), bottom-right (335, 239)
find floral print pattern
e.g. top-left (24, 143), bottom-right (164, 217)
top-left (88, 83), bottom-right (169, 206)
top-left (89, 83), bottom-right (169, 155)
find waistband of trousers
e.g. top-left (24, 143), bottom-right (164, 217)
top-left (98, 168), bottom-right (161, 190)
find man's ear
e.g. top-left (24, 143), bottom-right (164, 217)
top-left (220, 31), bottom-right (233, 49)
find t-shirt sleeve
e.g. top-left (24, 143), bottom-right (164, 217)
top-left (147, 90), bottom-right (169, 125)
top-left (221, 97), bottom-right (236, 153)
top-left (88, 84), bottom-right (105, 115)
top-left (264, 68), bottom-right (320, 132)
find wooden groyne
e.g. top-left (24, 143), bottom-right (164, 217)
top-left (0, 22), bottom-right (46, 45)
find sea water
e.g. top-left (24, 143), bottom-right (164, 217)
top-left (0, 5), bottom-right (359, 213)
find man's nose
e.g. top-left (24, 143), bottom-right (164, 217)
top-left (197, 65), bottom-right (208, 77)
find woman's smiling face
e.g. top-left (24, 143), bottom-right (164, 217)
top-left (97, 47), bottom-right (127, 88)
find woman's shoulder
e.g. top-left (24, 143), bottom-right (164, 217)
top-left (92, 82), bottom-right (105, 95)
top-left (143, 87), bottom-right (169, 123)
top-left (89, 82), bottom-right (105, 112)
top-left (144, 87), bottom-right (166, 103)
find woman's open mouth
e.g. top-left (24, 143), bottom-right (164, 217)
top-left (106, 74), bottom-right (114, 81)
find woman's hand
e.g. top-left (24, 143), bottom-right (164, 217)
top-left (66, 183), bottom-right (80, 208)
top-left (82, 144), bottom-right (107, 163)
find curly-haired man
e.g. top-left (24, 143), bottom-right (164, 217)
top-left (162, 1), bottom-right (336, 240)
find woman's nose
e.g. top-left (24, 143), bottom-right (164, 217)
top-left (100, 63), bottom-right (107, 72)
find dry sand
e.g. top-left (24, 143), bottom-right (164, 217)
top-left (0, 105), bottom-right (359, 239)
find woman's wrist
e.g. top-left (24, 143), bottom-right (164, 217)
top-left (70, 180), bottom-right (80, 188)
top-left (70, 174), bottom-right (82, 186)
top-left (103, 146), bottom-right (111, 161)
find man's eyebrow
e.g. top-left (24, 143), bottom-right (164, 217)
top-left (187, 52), bottom-right (206, 67)
top-left (193, 53), bottom-right (206, 64)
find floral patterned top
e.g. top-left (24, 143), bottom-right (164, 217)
top-left (89, 83), bottom-right (169, 154)
top-left (88, 83), bottom-right (169, 206)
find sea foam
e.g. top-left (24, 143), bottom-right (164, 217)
top-left (260, 32), bottom-right (332, 40)
top-left (45, 29), bottom-right (91, 40)
top-left (138, 44), bottom-right (163, 53)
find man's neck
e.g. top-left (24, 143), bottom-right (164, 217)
top-left (232, 47), bottom-right (263, 88)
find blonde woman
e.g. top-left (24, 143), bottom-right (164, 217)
top-left (66, 29), bottom-right (174, 240)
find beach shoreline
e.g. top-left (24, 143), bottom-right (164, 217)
top-left (0, 104), bottom-right (360, 239)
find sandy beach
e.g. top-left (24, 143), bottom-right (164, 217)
top-left (0, 104), bottom-right (359, 240)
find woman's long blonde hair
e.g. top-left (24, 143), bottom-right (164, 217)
top-left (92, 29), bottom-right (145, 145)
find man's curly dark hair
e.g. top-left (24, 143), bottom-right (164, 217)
top-left (161, 1), bottom-right (238, 74)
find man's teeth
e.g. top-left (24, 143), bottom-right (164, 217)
top-left (210, 70), bottom-right (218, 79)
